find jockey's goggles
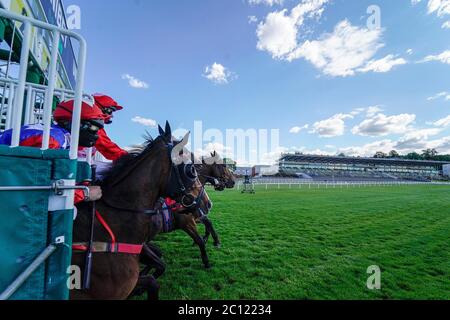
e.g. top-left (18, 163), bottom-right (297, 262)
top-left (80, 119), bottom-right (105, 133)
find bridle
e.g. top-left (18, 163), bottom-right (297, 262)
top-left (101, 142), bottom-right (206, 215)
top-left (197, 160), bottom-right (228, 190)
top-left (167, 144), bottom-right (207, 212)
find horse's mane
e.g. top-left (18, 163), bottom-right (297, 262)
top-left (100, 133), bottom-right (162, 185)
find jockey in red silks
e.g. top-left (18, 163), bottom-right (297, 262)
top-left (92, 94), bottom-right (183, 213)
top-left (90, 93), bottom-right (128, 161)
top-left (0, 97), bottom-right (106, 204)
top-left (53, 98), bottom-right (106, 204)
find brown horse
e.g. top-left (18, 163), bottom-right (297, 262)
top-left (196, 152), bottom-right (235, 246)
top-left (197, 151), bottom-right (236, 191)
top-left (144, 152), bottom-right (235, 267)
top-left (70, 122), bottom-right (205, 300)
top-left (135, 152), bottom-right (235, 291)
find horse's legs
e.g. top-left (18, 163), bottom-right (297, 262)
top-left (202, 217), bottom-right (221, 248)
top-left (140, 243), bottom-right (166, 279)
top-left (130, 275), bottom-right (160, 300)
top-left (146, 242), bottom-right (163, 258)
top-left (184, 224), bottom-right (210, 269)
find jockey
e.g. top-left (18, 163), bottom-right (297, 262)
top-left (53, 97), bottom-right (106, 204)
top-left (91, 93), bottom-right (128, 161)
top-left (93, 94), bottom-right (182, 213)
top-left (0, 97), bottom-right (105, 204)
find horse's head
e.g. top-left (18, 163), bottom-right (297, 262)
top-left (160, 123), bottom-right (212, 215)
top-left (101, 121), bottom-right (209, 216)
top-left (201, 151), bottom-right (236, 190)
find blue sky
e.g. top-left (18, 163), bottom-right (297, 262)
top-left (69, 0), bottom-right (450, 164)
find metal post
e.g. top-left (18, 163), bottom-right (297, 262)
top-left (0, 24), bottom-right (16, 120)
top-left (24, 84), bottom-right (33, 125)
top-left (0, 245), bottom-right (56, 300)
top-left (69, 37), bottom-right (87, 160)
top-left (5, 85), bottom-right (14, 130)
top-left (29, 90), bottom-right (36, 124)
top-left (11, 22), bottom-right (32, 147)
top-left (41, 30), bottom-right (60, 150)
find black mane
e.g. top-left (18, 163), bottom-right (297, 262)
top-left (100, 135), bottom-right (163, 186)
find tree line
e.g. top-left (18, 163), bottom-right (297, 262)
top-left (374, 149), bottom-right (450, 161)
top-left (338, 149), bottom-right (450, 161)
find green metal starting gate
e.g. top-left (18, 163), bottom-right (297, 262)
top-left (0, 9), bottom-right (87, 300)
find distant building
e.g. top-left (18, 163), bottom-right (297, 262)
top-left (278, 153), bottom-right (450, 182)
top-left (443, 164), bottom-right (450, 177)
top-left (234, 167), bottom-right (253, 177)
top-left (253, 165), bottom-right (279, 176)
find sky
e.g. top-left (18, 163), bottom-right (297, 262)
top-left (68, 0), bottom-right (450, 165)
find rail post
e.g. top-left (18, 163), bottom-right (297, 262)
top-left (10, 21), bottom-right (32, 147)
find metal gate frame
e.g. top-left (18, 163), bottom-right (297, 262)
top-left (0, 8), bottom-right (86, 160)
top-left (0, 8), bottom-right (87, 300)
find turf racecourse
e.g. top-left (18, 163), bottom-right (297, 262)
top-left (146, 185), bottom-right (450, 300)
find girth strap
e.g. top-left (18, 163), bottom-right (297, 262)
top-left (73, 242), bottom-right (143, 255)
top-left (72, 209), bottom-right (143, 255)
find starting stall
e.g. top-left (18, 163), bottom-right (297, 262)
top-left (0, 9), bottom-right (87, 300)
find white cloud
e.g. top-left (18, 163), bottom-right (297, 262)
top-left (422, 50), bottom-right (450, 64)
top-left (338, 132), bottom-right (450, 157)
top-left (413, 1), bottom-right (450, 28)
top-left (122, 74), bottom-right (149, 89)
top-left (202, 63), bottom-right (236, 84)
top-left (288, 20), bottom-right (385, 77)
top-left (289, 124), bottom-right (309, 134)
top-left (310, 113), bottom-right (353, 138)
top-left (427, 0), bottom-right (450, 17)
top-left (350, 108), bottom-right (366, 116)
top-left (427, 91), bottom-right (450, 101)
top-left (358, 54), bottom-right (407, 73)
top-left (366, 105), bottom-right (384, 117)
top-left (256, 10), bottom-right (300, 59)
top-left (394, 128), bottom-right (442, 150)
top-left (256, 0), bottom-right (329, 59)
top-left (131, 116), bottom-right (157, 128)
top-left (248, 0), bottom-right (284, 6)
top-left (352, 113), bottom-right (416, 137)
top-left (255, 1), bottom-right (407, 77)
top-left (433, 115), bottom-right (450, 127)
top-left (248, 15), bottom-right (258, 24)
top-left (203, 142), bottom-right (233, 156)
top-left (338, 140), bottom-right (396, 157)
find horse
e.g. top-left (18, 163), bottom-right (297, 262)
top-left (195, 152), bottom-right (236, 247)
top-left (142, 151), bottom-right (235, 270)
top-left (132, 152), bottom-right (235, 297)
top-left (197, 151), bottom-right (236, 191)
top-left (70, 122), bottom-right (207, 300)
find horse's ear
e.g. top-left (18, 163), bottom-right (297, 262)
top-left (158, 125), bottom-right (165, 136)
top-left (165, 121), bottom-right (172, 140)
top-left (211, 151), bottom-right (217, 157)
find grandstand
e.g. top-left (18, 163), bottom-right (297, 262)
top-left (277, 154), bottom-right (450, 182)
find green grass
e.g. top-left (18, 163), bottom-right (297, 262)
top-left (150, 185), bottom-right (450, 300)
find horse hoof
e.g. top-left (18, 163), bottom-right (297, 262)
top-left (214, 243), bottom-right (222, 249)
top-left (204, 263), bottom-right (211, 269)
